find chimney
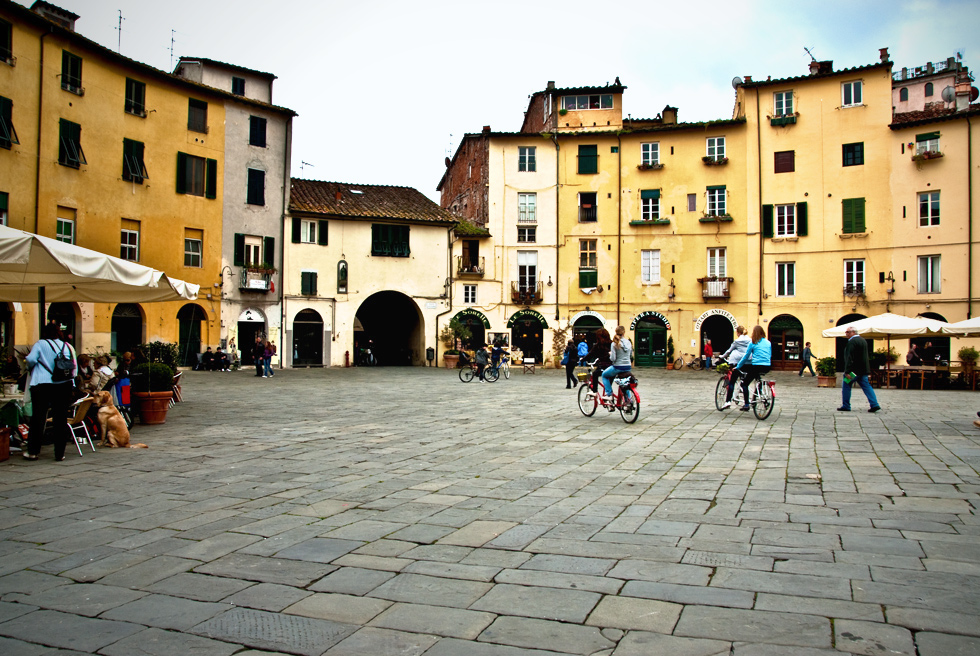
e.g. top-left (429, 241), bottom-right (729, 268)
top-left (334, 191), bottom-right (342, 201)
top-left (31, 1), bottom-right (79, 31)
top-left (546, 81), bottom-right (556, 90)
top-left (662, 105), bottom-right (678, 125)
top-left (482, 125), bottom-right (491, 134)
top-left (744, 75), bottom-right (752, 83)
top-left (809, 60), bottom-right (821, 76)
top-left (879, 47), bottom-right (889, 63)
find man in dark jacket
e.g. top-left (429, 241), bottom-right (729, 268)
top-left (839, 327), bottom-right (881, 413)
top-left (253, 336), bottom-right (265, 377)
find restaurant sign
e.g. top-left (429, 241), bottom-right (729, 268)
top-left (507, 309), bottom-right (549, 329)
top-left (454, 308), bottom-right (491, 329)
top-left (694, 308), bottom-right (738, 331)
top-left (630, 311), bottom-right (670, 330)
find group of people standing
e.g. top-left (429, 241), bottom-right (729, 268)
top-left (253, 336), bottom-right (277, 378)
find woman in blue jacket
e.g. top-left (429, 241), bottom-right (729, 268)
top-left (24, 323), bottom-right (78, 460)
top-left (736, 325), bottom-right (771, 412)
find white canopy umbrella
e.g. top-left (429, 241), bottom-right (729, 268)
top-left (821, 312), bottom-right (949, 339)
top-left (941, 317), bottom-right (980, 337)
top-left (0, 224), bottom-right (199, 332)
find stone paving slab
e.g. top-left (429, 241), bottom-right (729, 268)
top-left (324, 626), bottom-right (439, 656)
top-left (5, 582), bottom-right (146, 617)
top-left (191, 607), bottom-right (357, 656)
top-left (100, 626), bottom-right (242, 656)
top-left (369, 601), bottom-right (495, 639)
top-left (478, 615), bottom-right (616, 654)
top-left (0, 609), bottom-right (144, 652)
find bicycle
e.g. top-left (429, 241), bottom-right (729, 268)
top-left (674, 352), bottom-right (703, 370)
top-left (482, 357), bottom-right (510, 382)
top-left (459, 361), bottom-right (481, 382)
top-left (577, 362), bottom-right (641, 424)
top-left (714, 367), bottom-right (775, 419)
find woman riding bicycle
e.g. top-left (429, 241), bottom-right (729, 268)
top-left (735, 325), bottom-right (771, 412)
top-left (584, 328), bottom-right (613, 393)
top-left (601, 326), bottom-right (632, 402)
top-left (719, 325), bottom-right (750, 409)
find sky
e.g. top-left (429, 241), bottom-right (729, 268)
top-left (26, 0), bottom-right (980, 202)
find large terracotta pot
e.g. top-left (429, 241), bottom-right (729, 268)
top-left (443, 354), bottom-right (459, 369)
top-left (816, 375), bottom-right (837, 388)
top-left (133, 391), bottom-right (172, 425)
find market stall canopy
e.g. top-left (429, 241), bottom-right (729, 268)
top-left (941, 317), bottom-right (980, 337)
top-left (0, 224), bottom-right (199, 303)
top-left (822, 313), bottom-right (949, 339)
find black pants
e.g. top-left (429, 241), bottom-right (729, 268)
top-left (28, 382), bottom-right (73, 459)
top-left (799, 360), bottom-right (815, 376)
top-left (741, 365), bottom-right (771, 405)
top-left (255, 356), bottom-right (264, 377)
top-left (565, 360), bottom-right (578, 387)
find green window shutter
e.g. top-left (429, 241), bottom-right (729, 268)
top-left (317, 220), bottom-right (329, 245)
top-left (707, 184), bottom-right (726, 191)
top-left (309, 272), bottom-right (317, 296)
top-left (371, 225), bottom-right (383, 255)
top-left (640, 189), bottom-right (660, 200)
top-left (578, 145), bottom-right (598, 174)
top-left (233, 233), bottom-right (245, 266)
top-left (762, 204), bottom-right (774, 238)
top-left (796, 202), bottom-right (808, 236)
top-left (176, 152), bottom-right (187, 194)
top-left (263, 236), bottom-right (275, 268)
top-left (842, 199), bottom-right (853, 233)
top-left (291, 217), bottom-right (301, 243)
top-left (0, 192), bottom-right (6, 212)
top-left (579, 270), bottom-right (598, 288)
top-left (528, 148), bottom-right (536, 171)
top-left (916, 132), bottom-right (940, 142)
top-left (205, 158), bottom-right (217, 199)
top-left (842, 198), bottom-right (866, 234)
top-left (854, 198), bottom-right (865, 232)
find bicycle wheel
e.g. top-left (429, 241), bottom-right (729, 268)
top-left (673, 357), bottom-right (684, 370)
top-left (753, 381), bottom-right (774, 420)
top-left (714, 376), bottom-right (730, 411)
top-left (577, 384), bottom-right (598, 417)
top-left (485, 366), bottom-right (500, 383)
top-left (459, 367), bottom-right (474, 383)
top-left (502, 362), bottom-right (510, 379)
top-left (619, 387), bottom-right (640, 423)
top-left (692, 357), bottom-right (703, 371)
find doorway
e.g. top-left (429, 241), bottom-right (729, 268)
top-left (238, 307), bottom-right (267, 366)
top-left (635, 321), bottom-right (668, 367)
top-left (111, 303), bottom-right (144, 355)
top-left (768, 314), bottom-right (804, 371)
top-left (47, 303), bottom-right (78, 348)
top-left (355, 291), bottom-right (422, 365)
top-left (509, 310), bottom-right (545, 362)
top-left (177, 304), bottom-right (207, 366)
top-left (292, 309), bottom-right (323, 366)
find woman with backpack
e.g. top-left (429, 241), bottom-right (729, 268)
top-left (24, 323), bottom-right (78, 461)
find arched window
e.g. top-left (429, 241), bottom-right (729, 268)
top-left (899, 87), bottom-right (908, 102)
top-left (924, 82), bottom-right (934, 97)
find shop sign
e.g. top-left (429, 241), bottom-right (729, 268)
top-left (569, 310), bottom-right (607, 326)
top-left (455, 308), bottom-right (491, 328)
top-left (630, 311), bottom-right (670, 330)
top-left (507, 309), bottom-right (549, 329)
top-left (694, 308), bottom-right (738, 331)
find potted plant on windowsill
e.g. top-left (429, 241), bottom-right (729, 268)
top-left (816, 357), bottom-right (838, 388)
top-left (702, 156), bottom-right (729, 165)
top-left (132, 362), bottom-right (175, 424)
top-left (636, 163), bottom-right (664, 171)
top-left (911, 151), bottom-right (944, 162)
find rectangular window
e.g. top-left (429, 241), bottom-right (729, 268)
top-left (301, 271), bottom-right (318, 296)
top-left (518, 250), bottom-right (537, 289)
top-left (916, 131), bottom-right (940, 155)
top-left (61, 50), bottom-right (82, 93)
top-left (706, 186), bottom-right (726, 216)
top-left (463, 284), bottom-right (477, 304)
top-left (918, 191), bottom-right (940, 227)
top-left (774, 90), bottom-right (793, 116)
top-left (371, 224), bottom-right (410, 257)
top-left (579, 192), bottom-right (597, 222)
top-left (184, 234), bottom-right (202, 268)
top-left (232, 76), bottom-right (245, 96)
top-left (687, 194), bottom-right (697, 212)
top-left (774, 150), bottom-right (794, 173)
top-left (56, 218), bottom-right (74, 244)
top-left (122, 138), bottom-right (148, 183)
top-left (776, 262), bottom-right (795, 296)
top-left (517, 226), bottom-right (536, 243)
top-left (125, 78), bottom-right (146, 116)
top-left (775, 204), bottom-right (796, 237)
top-left (243, 235), bottom-right (262, 266)
top-left (0, 95), bottom-right (19, 149)
top-left (579, 239), bottom-right (597, 288)
top-left (187, 98), bottom-right (208, 133)
top-left (706, 136), bottom-right (726, 161)
top-left (844, 259), bottom-right (865, 292)
top-left (518, 192), bottom-right (536, 223)
top-left (578, 145), bottom-right (598, 174)
top-left (561, 94), bottom-right (613, 110)
top-left (246, 168), bottom-right (265, 206)
top-left (176, 152), bottom-right (217, 198)
top-left (0, 18), bottom-right (11, 62)
top-left (842, 142), bottom-right (864, 166)
top-left (641, 142), bottom-right (660, 166)
top-left (641, 189), bottom-right (660, 221)
top-left (842, 80), bottom-right (863, 107)
top-left (301, 220), bottom-right (317, 244)
top-left (918, 255), bottom-right (941, 293)
top-left (120, 221), bottom-right (139, 261)
top-left (0, 191), bottom-right (7, 226)
top-left (518, 146), bottom-right (536, 172)
top-left (641, 249), bottom-right (661, 284)
top-left (842, 197), bottom-right (866, 234)
top-left (58, 118), bottom-right (86, 168)
top-left (708, 247), bottom-right (727, 277)
top-left (249, 116), bottom-right (267, 147)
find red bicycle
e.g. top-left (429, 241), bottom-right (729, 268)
top-left (577, 362), bottom-right (640, 423)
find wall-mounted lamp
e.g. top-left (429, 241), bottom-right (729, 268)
top-left (547, 276), bottom-right (553, 287)
top-left (218, 265), bottom-right (233, 287)
top-left (885, 271), bottom-right (896, 294)
top-left (667, 277), bottom-right (676, 299)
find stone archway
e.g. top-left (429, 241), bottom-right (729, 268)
top-left (177, 303), bottom-right (208, 366)
top-left (834, 313), bottom-right (870, 371)
top-left (111, 303), bottom-right (144, 354)
top-left (630, 311), bottom-right (670, 368)
top-left (768, 314), bottom-right (804, 371)
top-left (355, 291), bottom-right (422, 366)
top-left (292, 309), bottom-right (324, 366)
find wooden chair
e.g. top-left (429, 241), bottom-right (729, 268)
top-left (169, 372), bottom-right (182, 408)
top-left (523, 358), bottom-right (536, 374)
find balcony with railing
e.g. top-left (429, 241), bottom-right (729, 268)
top-left (843, 285), bottom-right (865, 297)
top-left (456, 256), bottom-right (485, 277)
top-left (698, 276), bottom-right (733, 300)
top-left (579, 206), bottom-right (597, 222)
top-left (240, 268), bottom-right (274, 292)
top-left (511, 281), bottom-right (544, 305)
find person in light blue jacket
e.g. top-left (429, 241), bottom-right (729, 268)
top-left (24, 322), bottom-right (78, 461)
top-left (736, 325), bottom-right (771, 412)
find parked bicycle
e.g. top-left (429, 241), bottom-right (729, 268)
top-left (714, 367), bottom-right (775, 419)
top-left (459, 357), bottom-right (509, 383)
top-left (577, 361), bottom-right (641, 423)
top-left (674, 352), bottom-right (703, 370)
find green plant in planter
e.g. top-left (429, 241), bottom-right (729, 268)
top-left (137, 341), bottom-right (180, 372)
top-left (816, 357), bottom-right (838, 377)
top-left (958, 346), bottom-right (979, 366)
top-left (666, 336), bottom-right (674, 362)
top-left (132, 362), bottom-right (175, 393)
top-left (439, 317), bottom-right (472, 356)
top-left (872, 347), bottom-right (899, 368)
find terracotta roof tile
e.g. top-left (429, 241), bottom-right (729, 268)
top-left (890, 103), bottom-right (980, 129)
top-left (289, 179), bottom-right (457, 224)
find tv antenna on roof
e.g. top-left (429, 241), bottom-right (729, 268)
top-left (804, 46), bottom-right (817, 62)
top-left (301, 161), bottom-right (315, 172)
top-left (115, 10), bottom-right (125, 53)
top-left (169, 30), bottom-right (176, 69)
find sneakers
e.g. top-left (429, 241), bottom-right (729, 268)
top-left (721, 402), bottom-right (731, 409)
top-left (739, 405), bottom-right (750, 412)
top-left (868, 406), bottom-right (881, 413)
top-left (22, 453), bottom-right (38, 461)
top-left (837, 406), bottom-right (850, 411)
top-left (262, 375), bottom-right (268, 378)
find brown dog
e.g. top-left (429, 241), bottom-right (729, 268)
top-left (91, 391), bottom-right (147, 448)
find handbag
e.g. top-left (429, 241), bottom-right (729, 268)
top-left (560, 353), bottom-right (568, 366)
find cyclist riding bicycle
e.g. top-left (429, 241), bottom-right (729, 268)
top-left (491, 340), bottom-right (508, 369)
top-left (601, 326), bottom-right (632, 402)
top-left (735, 325), bottom-right (771, 412)
top-left (719, 325), bottom-right (750, 409)
top-left (584, 328), bottom-right (613, 392)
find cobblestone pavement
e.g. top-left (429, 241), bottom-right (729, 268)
top-left (1, 366), bottom-right (979, 656)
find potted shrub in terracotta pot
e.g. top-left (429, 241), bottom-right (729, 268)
top-left (665, 336), bottom-right (675, 370)
top-left (816, 357), bottom-right (838, 388)
top-left (132, 362), bottom-right (175, 424)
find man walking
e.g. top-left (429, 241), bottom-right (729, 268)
top-left (838, 327), bottom-right (881, 413)
top-left (253, 335), bottom-right (265, 378)
top-left (798, 342), bottom-right (815, 377)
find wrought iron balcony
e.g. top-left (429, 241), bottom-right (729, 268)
top-left (511, 281), bottom-right (544, 305)
top-left (456, 256), bottom-right (485, 277)
top-left (698, 276), bottom-right (733, 299)
top-left (240, 268), bottom-right (273, 292)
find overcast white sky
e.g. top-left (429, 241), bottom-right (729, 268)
top-left (27, 0), bottom-right (980, 202)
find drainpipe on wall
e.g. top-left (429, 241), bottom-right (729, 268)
top-left (434, 226), bottom-right (455, 365)
top-left (969, 116), bottom-right (974, 319)
top-left (552, 131), bottom-right (560, 322)
top-left (35, 29), bottom-right (51, 336)
top-left (756, 87), bottom-right (764, 317)
top-left (616, 132), bottom-right (623, 325)
top-left (279, 117), bottom-right (291, 367)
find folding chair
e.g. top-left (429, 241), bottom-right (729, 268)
top-left (169, 372), bottom-right (182, 408)
top-left (67, 397), bottom-right (96, 455)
